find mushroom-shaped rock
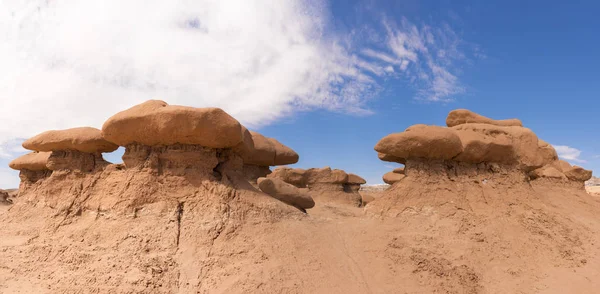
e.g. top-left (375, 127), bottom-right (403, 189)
top-left (377, 152), bottom-right (406, 164)
top-left (347, 174), bottom-right (366, 185)
top-left (530, 165), bottom-right (567, 180)
top-left (305, 167), bottom-right (348, 185)
top-left (452, 124), bottom-right (548, 170)
top-left (257, 177), bottom-right (315, 211)
top-left (23, 127), bottom-right (118, 153)
top-left (9, 152), bottom-right (51, 171)
top-left (269, 138), bottom-right (300, 165)
top-left (268, 167), bottom-right (307, 187)
top-left (393, 167), bottom-right (405, 174)
top-left (235, 130), bottom-right (299, 166)
top-left (102, 100), bottom-right (243, 148)
top-left (383, 171), bottom-right (405, 185)
top-left (375, 125), bottom-right (463, 162)
top-left (446, 109), bottom-right (523, 128)
top-left (564, 166), bottom-right (593, 182)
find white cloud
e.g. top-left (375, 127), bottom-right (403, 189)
top-left (0, 1), bottom-right (475, 164)
top-left (554, 145), bottom-right (586, 163)
top-left (0, 0), bottom-right (382, 148)
top-left (359, 17), bottom-right (468, 102)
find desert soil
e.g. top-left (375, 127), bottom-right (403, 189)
top-left (1, 188), bottom-right (600, 293)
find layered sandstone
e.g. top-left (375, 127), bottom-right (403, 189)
top-left (369, 109), bottom-right (592, 217)
top-left (269, 167), bottom-right (366, 207)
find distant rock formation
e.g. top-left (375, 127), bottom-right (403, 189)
top-left (269, 167), bottom-right (365, 206)
top-left (369, 109), bottom-right (593, 217)
top-left (257, 177), bottom-right (315, 212)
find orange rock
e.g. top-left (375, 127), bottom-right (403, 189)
top-left (23, 127), bottom-right (118, 153)
top-left (257, 177), bottom-right (315, 210)
top-left (102, 100), bottom-right (243, 148)
top-left (382, 171), bottom-right (405, 185)
top-left (347, 173), bottom-right (366, 185)
top-left (9, 152), bottom-right (51, 171)
top-left (446, 109), bottom-right (522, 127)
top-left (375, 125), bottom-right (463, 162)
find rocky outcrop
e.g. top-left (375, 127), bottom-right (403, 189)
top-left (368, 109), bottom-right (592, 217)
top-left (233, 128), bottom-right (299, 184)
top-left (257, 177), bottom-right (315, 212)
top-left (23, 127), bottom-right (118, 153)
top-left (446, 109), bottom-right (523, 127)
top-left (9, 152), bottom-right (52, 188)
top-left (269, 167), bottom-right (365, 207)
top-left (383, 171), bottom-right (405, 185)
top-left (530, 159), bottom-right (592, 188)
top-left (101, 100), bottom-right (243, 148)
top-left (22, 127), bottom-right (114, 172)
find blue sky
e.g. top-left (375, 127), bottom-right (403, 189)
top-left (1, 0), bottom-right (598, 187)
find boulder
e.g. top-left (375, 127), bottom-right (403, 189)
top-left (9, 152), bottom-right (51, 171)
top-left (452, 124), bottom-right (548, 171)
top-left (305, 167), bottom-right (348, 185)
top-left (537, 140), bottom-right (558, 164)
top-left (446, 109), bottom-right (523, 128)
top-left (235, 130), bottom-right (299, 167)
top-left (383, 171), bottom-right (405, 185)
top-left (257, 177), bottom-right (315, 210)
top-left (552, 160), bottom-right (573, 172)
top-left (530, 165), bottom-right (567, 180)
top-left (393, 167), bottom-right (405, 174)
top-left (375, 125), bottom-right (463, 162)
top-left (347, 173), bottom-right (366, 185)
top-left (268, 167), bottom-right (307, 187)
top-left (377, 152), bottom-right (406, 164)
top-left (269, 138), bottom-right (299, 165)
top-left (564, 166), bottom-right (593, 182)
top-left (102, 100), bottom-right (243, 148)
top-left (22, 127), bottom-right (118, 153)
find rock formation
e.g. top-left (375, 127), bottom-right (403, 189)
top-left (22, 127), bottom-right (116, 172)
top-left (234, 128), bottom-right (299, 185)
top-left (8, 151), bottom-right (52, 189)
top-left (257, 177), bottom-right (315, 212)
top-left (269, 166), bottom-right (365, 206)
top-left (369, 109), bottom-right (592, 217)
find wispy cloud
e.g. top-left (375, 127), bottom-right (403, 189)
top-left (554, 145), bottom-right (586, 163)
top-left (0, 1), bottom-right (477, 155)
top-left (360, 17), bottom-right (470, 102)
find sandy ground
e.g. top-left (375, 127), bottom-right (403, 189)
top-left (1, 186), bottom-right (600, 293)
top-left (586, 186), bottom-right (600, 196)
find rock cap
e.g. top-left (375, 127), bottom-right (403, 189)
top-left (9, 152), bottom-right (51, 171)
top-left (23, 127), bottom-right (118, 153)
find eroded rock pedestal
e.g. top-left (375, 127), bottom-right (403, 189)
top-left (269, 166), bottom-right (366, 207)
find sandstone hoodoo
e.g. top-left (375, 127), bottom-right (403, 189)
top-left (22, 127), bottom-right (116, 172)
top-left (269, 166), bottom-right (365, 206)
top-left (382, 171), bottom-right (404, 185)
top-left (234, 128), bottom-right (299, 185)
top-left (257, 177), bottom-right (315, 212)
top-left (369, 109), bottom-right (593, 217)
top-left (8, 151), bottom-right (52, 189)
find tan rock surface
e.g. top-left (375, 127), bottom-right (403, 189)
top-left (102, 100), bottom-right (243, 148)
top-left (382, 171), bottom-right (405, 185)
top-left (23, 127), bottom-right (118, 153)
top-left (564, 166), bottom-right (593, 182)
top-left (347, 173), bottom-right (366, 185)
top-left (8, 152), bottom-right (51, 171)
top-left (257, 177), bottom-right (315, 210)
top-left (446, 109), bottom-right (523, 127)
top-left (375, 125), bottom-right (463, 162)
